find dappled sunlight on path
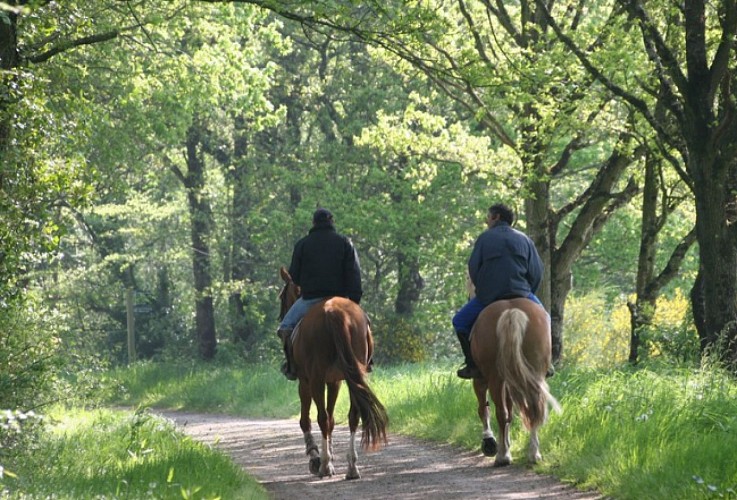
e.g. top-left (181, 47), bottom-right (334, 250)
top-left (163, 412), bottom-right (601, 500)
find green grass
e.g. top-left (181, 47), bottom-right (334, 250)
top-left (539, 366), bottom-right (737, 499)
top-left (105, 361), bottom-right (296, 417)
top-left (7, 360), bottom-right (736, 499)
top-left (1, 407), bottom-right (268, 500)
top-left (107, 359), bottom-right (737, 499)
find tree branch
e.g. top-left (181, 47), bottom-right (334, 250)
top-left (645, 227), bottom-right (697, 296)
top-left (27, 31), bottom-right (120, 63)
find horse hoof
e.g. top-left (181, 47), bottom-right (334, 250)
top-left (481, 437), bottom-right (497, 457)
top-left (309, 457), bottom-right (321, 476)
top-left (345, 470), bottom-right (361, 480)
top-left (493, 457), bottom-right (512, 467)
top-left (319, 463), bottom-right (335, 478)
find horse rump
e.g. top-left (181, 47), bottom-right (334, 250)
top-left (496, 308), bottom-right (559, 430)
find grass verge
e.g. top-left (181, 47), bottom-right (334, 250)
top-left (7, 360), bottom-right (735, 499)
top-left (108, 360), bottom-right (737, 499)
top-left (1, 407), bottom-right (268, 499)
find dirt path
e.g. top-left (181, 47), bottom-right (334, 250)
top-left (163, 412), bottom-right (601, 500)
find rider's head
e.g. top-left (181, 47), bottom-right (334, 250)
top-left (312, 208), bottom-right (334, 226)
top-left (487, 203), bottom-right (514, 227)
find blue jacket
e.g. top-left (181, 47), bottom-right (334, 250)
top-left (288, 222), bottom-right (363, 304)
top-left (468, 221), bottom-right (543, 306)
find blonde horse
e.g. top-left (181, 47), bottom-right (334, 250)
top-left (278, 266), bottom-right (388, 479)
top-left (470, 298), bottom-right (560, 466)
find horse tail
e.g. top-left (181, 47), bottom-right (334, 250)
top-left (497, 308), bottom-right (560, 430)
top-left (325, 306), bottom-right (388, 451)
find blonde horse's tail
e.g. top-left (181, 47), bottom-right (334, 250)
top-left (497, 309), bottom-right (561, 430)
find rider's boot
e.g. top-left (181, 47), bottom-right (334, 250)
top-left (455, 330), bottom-right (482, 379)
top-left (277, 328), bottom-right (297, 381)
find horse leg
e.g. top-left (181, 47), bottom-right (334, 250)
top-left (345, 393), bottom-right (361, 480)
top-left (527, 426), bottom-right (542, 464)
top-left (326, 381), bottom-right (341, 475)
top-left (473, 378), bottom-right (496, 457)
top-left (493, 382), bottom-right (513, 467)
top-left (298, 380), bottom-right (320, 475)
top-left (313, 380), bottom-right (335, 478)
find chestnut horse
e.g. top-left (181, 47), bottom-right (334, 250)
top-left (278, 266), bottom-right (388, 479)
top-left (470, 298), bottom-right (561, 466)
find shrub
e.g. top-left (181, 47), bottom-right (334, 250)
top-left (563, 292), bottom-right (629, 368)
top-left (564, 289), bottom-right (698, 369)
top-left (0, 297), bottom-right (60, 410)
top-left (373, 314), bottom-right (428, 363)
top-left (645, 289), bottom-right (699, 363)
top-left (0, 409), bottom-right (46, 477)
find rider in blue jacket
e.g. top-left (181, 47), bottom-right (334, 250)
top-left (453, 203), bottom-right (545, 379)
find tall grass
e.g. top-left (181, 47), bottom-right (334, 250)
top-left (1, 407), bottom-right (268, 499)
top-left (541, 365), bottom-right (737, 499)
top-left (106, 361), bottom-right (295, 417)
top-left (107, 360), bottom-right (737, 500)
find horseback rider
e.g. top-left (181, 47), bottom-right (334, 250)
top-left (453, 203), bottom-right (546, 379)
top-left (278, 208), bottom-right (363, 380)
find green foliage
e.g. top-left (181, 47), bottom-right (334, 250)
top-left (1, 407), bottom-right (267, 499)
top-left (563, 290), bottom-right (698, 368)
top-left (373, 315), bottom-right (428, 363)
top-left (0, 297), bottom-right (60, 411)
top-left (541, 365), bottom-right (737, 499)
top-left (0, 410), bottom-right (45, 481)
top-left (640, 289), bottom-right (700, 364)
top-left (562, 292), bottom-right (630, 368)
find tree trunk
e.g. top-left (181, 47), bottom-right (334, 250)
top-left (0, 8), bottom-right (18, 153)
top-left (525, 178), bottom-right (555, 353)
top-left (228, 163), bottom-right (255, 346)
top-left (394, 249), bottom-right (424, 315)
top-left (692, 154), bottom-right (737, 364)
top-left (690, 267), bottom-right (707, 349)
top-left (629, 154), bottom-right (660, 363)
top-left (183, 122), bottom-right (217, 360)
top-left (535, 137), bottom-right (640, 364)
top-left (125, 287), bottom-right (136, 365)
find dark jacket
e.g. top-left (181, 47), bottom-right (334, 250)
top-left (468, 221), bottom-right (543, 306)
top-left (288, 222), bottom-right (363, 303)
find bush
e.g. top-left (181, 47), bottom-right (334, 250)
top-left (644, 289), bottom-right (699, 363)
top-left (563, 292), bottom-right (629, 368)
top-left (0, 409), bottom-right (46, 478)
top-left (563, 289), bottom-right (698, 369)
top-left (373, 314), bottom-right (428, 363)
top-left (0, 297), bottom-right (60, 410)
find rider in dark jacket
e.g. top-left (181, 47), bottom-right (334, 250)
top-left (288, 216), bottom-right (362, 304)
top-left (468, 219), bottom-right (542, 306)
top-left (278, 208), bottom-right (363, 379)
top-left (453, 203), bottom-right (545, 379)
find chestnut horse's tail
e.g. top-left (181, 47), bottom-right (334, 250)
top-left (325, 306), bottom-right (388, 451)
top-left (497, 308), bottom-right (560, 430)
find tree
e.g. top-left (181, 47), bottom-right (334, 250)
top-left (350, 1), bottom-right (644, 363)
top-left (627, 147), bottom-right (696, 363)
top-left (540, 0), bottom-right (737, 368)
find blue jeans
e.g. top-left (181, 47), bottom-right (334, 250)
top-left (452, 293), bottom-right (545, 340)
top-left (279, 297), bottom-right (326, 330)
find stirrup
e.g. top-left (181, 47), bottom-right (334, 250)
top-left (457, 365), bottom-right (481, 379)
top-left (281, 361), bottom-right (297, 381)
